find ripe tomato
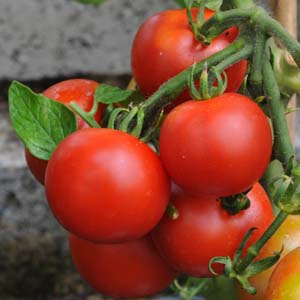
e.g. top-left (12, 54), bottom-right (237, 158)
top-left (69, 234), bottom-right (178, 298)
top-left (25, 79), bottom-right (103, 184)
top-left (131, 8), bottom-right (247, 108)
top-left (152, 183), bottom-right (274, 277)
top-left (159, 93), bottom-right (272, 197)
top-left (45, 128), bottom-right (170, 243)
top-left (266, 248), bottom-right (300, 300)
top-left (238, 215), bottom-right (300, 300)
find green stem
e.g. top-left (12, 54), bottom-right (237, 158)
top-left (249, 28), bottom-right (266, 87)
top-left (200, 9), bottom-right (256, 40)
top-left (208, 41), bottom-right (253, 86)
top-left (235, 211), bottom-right (288, 273)
top-left (141, 33), bottom-right (253, 128)
top-left (262, 59), bottom-right (295, 167)
top-left (260, 16), bottom-right (300, 68)
top-left (200, 8), bottom-right (300, 68)
top-left (69, 102), bottom-right (101, 128)
top-left (221, 0), bottom-right (255, 10)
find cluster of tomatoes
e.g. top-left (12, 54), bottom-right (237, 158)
top-left (22, 7), bottom-right (300, 300)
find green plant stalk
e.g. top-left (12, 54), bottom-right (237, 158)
top-left (69, 102), bottom-right (101, 128)
top-left (263, 59), bottom-right (295, 167)
top-left (235, 211), bottom-right (287, 273)
top-left (200, 8), bottom-right (300, 68)
top-left (222, 0), bottom-right (255, 10)
top-left (249, 28), bottom-right (266, 87)
top-left (208, 42), bottom-right (253, 86)
top-left (140, 33), bottom-right (253, 128)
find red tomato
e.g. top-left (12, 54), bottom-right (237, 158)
top-left (25, 149), bottom-right (48, 185)
top-left (45, 128), bottom-right (170, 243)
top-left (131, 8), bottom-right (247, 108)
top-left (238, 215), bottom-right (300, 300)
top-left (159, 93), bottom-right (272, 197)
top-left (152, 183), bottom-right (274, 277)
top-left (25, 79), bottom-right (103, 184)
top-left (43, 78), bottom-right (104, 129)
top-left (69, 234), bottom-right (178, 298)
top-left (266, 248), bottom-right (300, 300)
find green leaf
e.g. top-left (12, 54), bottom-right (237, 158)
top-left (75, 0), bottom-right (107, 5)
top-left (174, 0), bottom-right (222, 11)
top-left (94, 83), bottom-right (144, 105)
top-left (9, 81), bottom-right (77, 160)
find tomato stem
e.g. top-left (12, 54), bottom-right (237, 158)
top-left (235, 211), bottom-right (288, 273)
top-left (222, 0), bottom-right (255, 10)
top-left (249, 28), bottom-right (266, 89)
top-left (200, 7), bottom-right (300, 68)
top-left (69, 101), bottom-right (101, 128)
top-left (263, 58), bottom-right (295, 167)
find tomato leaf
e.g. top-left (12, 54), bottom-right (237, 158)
top-left (174, 0), bottom-right (222, 11)
top-left (94, 83), bottom-right (144, 105)
top-left (8, 81), bottom-right (77, 160)
top-left (75, 0), bottom-right (107, 4)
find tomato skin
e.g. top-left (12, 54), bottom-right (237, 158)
top-left (152, 183), bottom-right (274, 277)
top-left (238, 215), bottom-right (300, 300)
top-left (131, 9), bottom-right (247, 108)
top-left (266, 248), bottom-right (300, 300)
top-left (45, 128), bottom-right (170, 243)
top-left (42, 78), bottom-right (104, 129)
top-left (25, 79), bottom-right (103, 184)
top-left (25, 148), bottom-right (48, 184)
top-left (159, 93), bottom-right (272, 197)
top-left (69, 234), bottom-right (178, 298)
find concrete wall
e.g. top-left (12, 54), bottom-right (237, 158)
top-left (0, 0), bottom-right (176, 80)
top-left (0, 0), bottom-right (273, 80)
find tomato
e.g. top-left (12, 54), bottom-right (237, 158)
top-left (25, 79), bottom-right (103, 184)
top-left (238, 215), bottom-right (300, 300)
top-left (152, 183), bottom-right (274, 277)
top-left (45, 128), bottom-right (170, 243)
top-left (265, 248), bottom-right (300, 300)
top-left (159, 93), bottom-right (272, 197)
top-left (69, 234), bottom-right (178, 298)
top-left (131, 8), bottom-right (247, 109)
top-left (25, 148), bottom-right (48, 184)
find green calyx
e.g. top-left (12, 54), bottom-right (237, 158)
top-left (188, 63), bottom-right (228, 100)
top-left (209, 226), bottom-right (283, 295)
top-left (272, 161), bottom-right (300, 215)
top-left (221, 191), bottom-right (251, 215)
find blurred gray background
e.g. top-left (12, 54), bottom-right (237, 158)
top-left (0, 0), bottom-right (297, 299)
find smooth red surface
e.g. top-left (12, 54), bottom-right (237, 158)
top-left (69, 234), bottom-right (178, 298)
top-left (25, 148), bottom-right (48, 184)
top-left (159, 93), bottom-right (272, 197)
top-left (26, 79), bottom-right (102, 184)
top-left (45, 128), bottom-right (170, 243)
top-left (131, 8), bottom-right (247, 108)
top-left (152, 183), bottom-right (274, 277)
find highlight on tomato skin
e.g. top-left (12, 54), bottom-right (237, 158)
top-left (159, 93), bottom-right (273, 197)
top-left (265, 248), bottom-right (300, 300)
top-left (131, 8), bottom-right (247, 109)
top-left (45, 128), bottom-right (171, 244)
top-left (152, 183), bottom-right (274, 277)
top-left (69, 233), bottom-right (179, 299)
top-left (25, 78), bottom-right (103, 184)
